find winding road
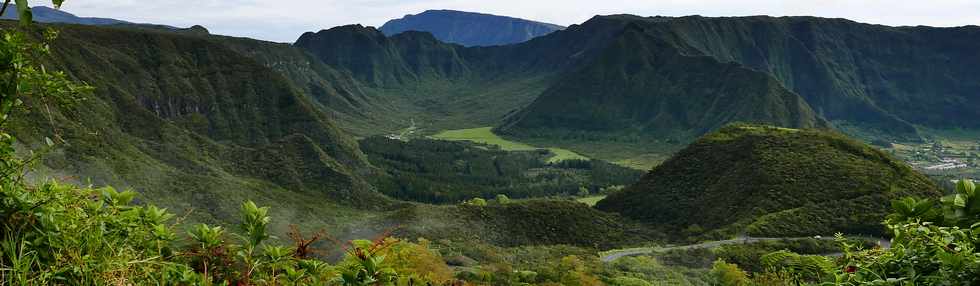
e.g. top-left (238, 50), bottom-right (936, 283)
top-left (601, 236), bottom-right (890, 262)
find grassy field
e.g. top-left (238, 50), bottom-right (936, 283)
top-left (513, 137), bottom-right (680, 170)
top-left (576, 195), bottom-right (607, 206)
top-left (431, 127), bottom-right (588, 163)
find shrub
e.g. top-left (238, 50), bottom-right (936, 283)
top-left (709, 259), bottom-right (750, 286)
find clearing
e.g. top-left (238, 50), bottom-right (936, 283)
top-left (431, 127), bottom-right (587, 163)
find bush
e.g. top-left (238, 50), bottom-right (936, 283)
top-left (709, 259), bottom-right (750, 286)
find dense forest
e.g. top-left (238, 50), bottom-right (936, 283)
top-left (360, 137), bottom-right (641, 203)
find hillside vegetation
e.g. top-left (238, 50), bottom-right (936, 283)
top-left (597, 124), bottom-right (941, 238)
top-left (499, 24), bottom-right (827, 141)
top-left (8, 23), bottom-right (391, 232)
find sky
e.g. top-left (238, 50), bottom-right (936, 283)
top-left (40, 0), bottom-right (980, 43)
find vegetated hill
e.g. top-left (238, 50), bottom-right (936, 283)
top-left (209, 35), bottom-right (402, 134)
top-left (11, 23), bottom-right (388, 232)
top-left (360, 137), bottom-right (642, 203)
top-left (595, 124), bottom-right (941, 238)
top-left (498, 23), bottom-right (827, 141)
top-left (380, 10), bottom-right (564, 47)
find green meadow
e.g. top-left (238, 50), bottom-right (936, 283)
top-left (431, 127), bottom-right (587, 163)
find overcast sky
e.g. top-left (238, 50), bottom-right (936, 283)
top-left (44, 0), bottom-right (980, 43)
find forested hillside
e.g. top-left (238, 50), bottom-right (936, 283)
top-left (597, 124), bottom-right (941, 238)
top-left (8, 23), bottom-right (387, 230)
top-left (360, 137), bottom-right (641, 203)
top-left (498, 24), bottom-right (827, 141)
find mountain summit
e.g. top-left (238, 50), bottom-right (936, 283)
top-left (379, 9), bottom-right (564, 47)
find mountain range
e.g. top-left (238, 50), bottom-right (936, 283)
top-left (0, 4), bottom-right (128, 25)
top-left (6, 8), bottom-right (979, 250)
top-left (0, 4), bottom-right (187, 30)
top-left (296, 14), bottom-right (980, 150)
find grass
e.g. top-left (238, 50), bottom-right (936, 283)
top-left (431, 127), bottom-right (588, 163)
top-left (614, 154), bottom-right (669, 171)
top-left (576, 195), bottom-right (607, 206)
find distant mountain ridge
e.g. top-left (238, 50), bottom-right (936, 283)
top-left (493, 15), bottom-right (980, 141)
top-left (1, 4), bottom-right (128, 25)
top-left (380, 9), bottom-right (564, 47)
top-left (295, 14), bottom-right (980, 146)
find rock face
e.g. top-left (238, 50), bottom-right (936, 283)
top-left (379, 10), bottom-right (564, 47)
top-left (596, 124), bottom-right (941, 237)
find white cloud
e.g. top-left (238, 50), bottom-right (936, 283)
top-left (43, 0), bottom-right (980, 42)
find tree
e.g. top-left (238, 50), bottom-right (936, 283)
top-left (577, 186), bottom-right (590, 196)
top-left (463, 197), bottom-right (487, 206)
top-left (1, 0), bottom-right (89, 182)
top-left (496, 194), bottom-right (511, 204)
top-left (709, 259), bottom-right (750, 286)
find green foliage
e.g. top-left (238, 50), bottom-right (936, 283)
top-left (886, 197), bottom-right (941, 224)
top-left (755, 179), bottom-right (980, 285)
top-left (462, 197), bottom-right (487, 206)
top-left (709, 259), bottom-right (751, 286)
top-left (652, 238), bottom-right (865, 272)
top-left (450, 199), bottom-right (660, 249)
top-left (2, 180), bottom-right (461, 284)
top-left (338, 238), bottom-right (454, 285)
top-left (608, 276), bottom-right (653, 286)
top-left (829, 223), bottom-right (980, 285)
top-left (602, 256), bottom-right (710, 286)
top-left (495, 194), bottom-right (511, 204)
top-left (758, 250), bottom-right (832, 283)
top-left (941, 179), bottom-right (980, 227)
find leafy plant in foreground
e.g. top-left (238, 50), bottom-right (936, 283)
top-left (755, 180), bottom-right (980, 285)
